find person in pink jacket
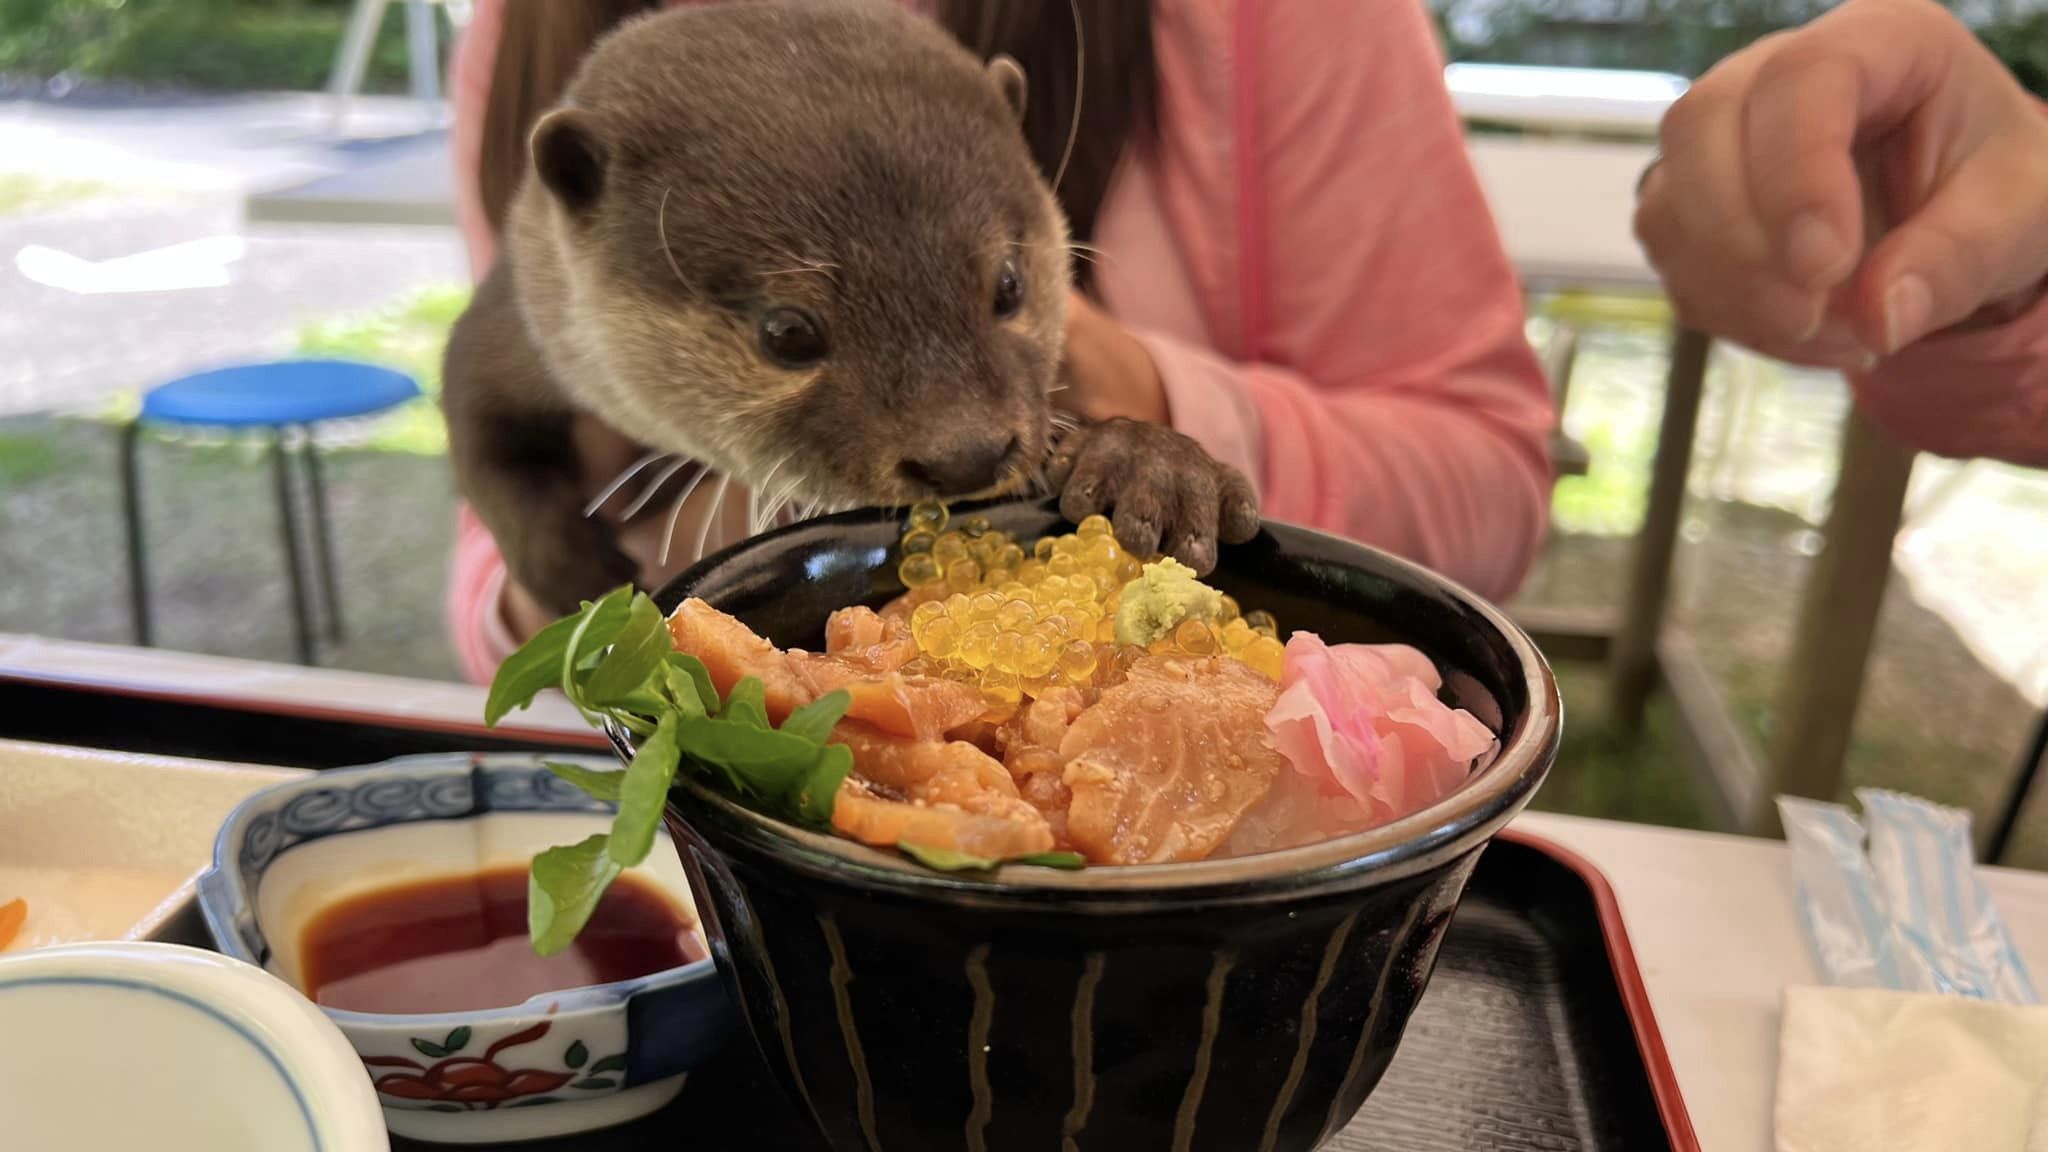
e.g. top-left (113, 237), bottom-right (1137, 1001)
top-left (1635, 0), bottom-right (2048, 467)
top-left (443, 0), bottom-right (1556, 684)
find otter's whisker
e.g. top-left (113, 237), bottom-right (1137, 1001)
top-left (684, 473), bottom-right (733, 568)
top-left (652, 462), bottom-right (713, 567)
top-left (621, 455), bottom-right (696, 520)
top-left (657, 187), bottom-right (693, 292)
top-left (657, 487), bottom-right (692, 574)
top-left (748, 453), bottom-right (795, 535)
top-left (583, 451), bottom-right (671, 519)
top-left (1052, 0), bottom-right (1084, 195)
top-left (763, 467), bottom-right (807, 529)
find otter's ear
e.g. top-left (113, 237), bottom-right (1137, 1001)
top-left (530, 107), bottom-right (608, 218)
top-left (987, 54), bottom-right (1027, 123)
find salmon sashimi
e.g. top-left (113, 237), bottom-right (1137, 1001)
top-left (1059, 656), bottom-right (1285, 865)
top-left (995, 688), bottom-right (1091, 846)
top-left (822, 606), bottom-right (919, 673)
top-left (830, 777), bottom-right (1055, 858)
top-left (997, 688), bottom-right (1088, 779)
top-left (831, 722), bottom-right (1027, 812)
top-left (790, 655), bottom-right (987, 743)
top-left (667, 598), bottom-right (809, 721)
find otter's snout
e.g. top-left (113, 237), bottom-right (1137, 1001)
top-left (898, 434), bottom-right (1020, 497)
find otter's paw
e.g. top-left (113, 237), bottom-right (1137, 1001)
top-left (1046, 418), bottom-right (1260, 575)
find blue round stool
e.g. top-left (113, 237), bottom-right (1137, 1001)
top-left (119, 358), bottom-right (422, 666)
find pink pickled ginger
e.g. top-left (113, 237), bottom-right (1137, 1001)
top-left (1226, 632), bottom-right (1496, 856)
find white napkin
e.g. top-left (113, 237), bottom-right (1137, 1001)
top-left (1777, 985), bottom-right (2048, 1152)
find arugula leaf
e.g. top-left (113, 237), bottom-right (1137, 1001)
top-left (582, 594), bottom-right (672, 708)
top-left (543, 760), bottom-right (625, 803)
top-left (780, 689), bottom-right (850, 745)
top-left (529, 835), bottom-right (623, 957)
top-left (719, 677), bottom-right (770, 729)
top-left (661, 653), bottom-right (717, 717)
top-left (560, 586), bottom-right (636, 716)
top-left (1009, 851), bottom-right (1087, 870)
top-left (899, 842), bottom-right (1000, 872)
top-left (792, 742), bottom-right (854, 827)
top-left (484, 610), bottom-right (586, 726)
top-left (676, 715), bottom-right (822, 799)
top-left (608, 713), bottom-right (681, 868)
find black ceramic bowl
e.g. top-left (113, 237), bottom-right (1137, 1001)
top-left (630, 498), bottom-right (1558, 1152)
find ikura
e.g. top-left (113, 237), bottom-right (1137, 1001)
top-left (892, 503), bottom-right (1285, 709)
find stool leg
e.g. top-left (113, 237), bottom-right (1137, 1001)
top-left (119, 420), bottom-right (152, 647)
top-left (272, 430), bottom-right (317, 667)
top-left (301, 428), bottom-right (345, 644)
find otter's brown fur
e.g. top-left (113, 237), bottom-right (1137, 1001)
top-left (443, 0), bottom-right (1256, 616)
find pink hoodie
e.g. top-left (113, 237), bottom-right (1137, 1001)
top-left (444, 0), bottom-right (1558, 684)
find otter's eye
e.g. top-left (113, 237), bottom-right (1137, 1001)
top-left (758, 307), bottom-right (828, 368)
top-left (992, 258), bottom-right (1024, 319)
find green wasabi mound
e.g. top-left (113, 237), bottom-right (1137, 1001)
top-left (1114, 558), bottom-right (1225, 648)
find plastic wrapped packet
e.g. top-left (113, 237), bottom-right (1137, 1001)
top-left (1777, 796), bottom-right (1924, 993)
top-left (1856, 788), bottom-right (2038, 1005)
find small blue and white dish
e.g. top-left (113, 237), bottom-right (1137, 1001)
top-left (199, 753), bottom-right (732, 1144)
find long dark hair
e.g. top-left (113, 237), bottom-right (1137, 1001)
top-left (475, 0), bottom-right (1158, 288)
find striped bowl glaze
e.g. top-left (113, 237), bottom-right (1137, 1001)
top-left (638, 498), bottom-right (1559, 1152)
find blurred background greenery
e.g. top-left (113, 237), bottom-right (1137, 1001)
top-left (2, 0), bottom-right (2043, 94)
top-left (0, 0), bottom-right (417, 92)
top-left (1434, 0), bottom-right (2048, 91)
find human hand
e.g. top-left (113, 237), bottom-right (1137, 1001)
top-left (1058, 290), bottom-right (1169, 424)
top-left (1634, 0), bottom-right (2048, 368)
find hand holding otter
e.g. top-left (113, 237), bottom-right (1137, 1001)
top-left (1047, 418), bottom-right (1260, 576)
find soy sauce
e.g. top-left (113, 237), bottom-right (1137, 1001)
top-left (300, 867), bottom-right (704, 1014)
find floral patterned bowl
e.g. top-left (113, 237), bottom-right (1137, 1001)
top-left (198, 753), bottom-right (732, 1144)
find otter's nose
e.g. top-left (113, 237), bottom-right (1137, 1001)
top-left (898, 435), bottom-right (1018, 496)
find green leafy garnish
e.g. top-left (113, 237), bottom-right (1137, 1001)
top-left (489, 587), bottom-right (1091, 955)
top-left (719, 677), bottom-right (769, 729)
top-left (780, 691), bottom-right (851, 745)
top-left (1011, 851), bottom-right (1088, 870)
top-left (528, 834), bottom-right (622, 957)
top-left (542, 760), bottom-right (625, 802)
top-left (487, 588), bottom-right (868, 956)
top-left (581, 594), bottom-right (670, 708)
top-left (484, 603), bottom-right (611, 726)
top-left (608, 712), bottom-right (681, 868)
top-left (661, 653), bottom-right (716, 718)
top-left (795, 742), bottom-right (856, 826)
top-left (899, 843), bottom-right (1089, 873)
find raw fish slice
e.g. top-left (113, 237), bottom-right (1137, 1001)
top-left (667, 598), bottom-right (809, 721)
top-left (1059, 657), bottom-right (1283, 864)
top-left (830, 778), bottom-right (1054, 858)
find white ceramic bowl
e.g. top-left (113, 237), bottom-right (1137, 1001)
top-left (200, 753), bottom-right (733, 1144)
top-left (0, 941), bottom-right (388, 1151)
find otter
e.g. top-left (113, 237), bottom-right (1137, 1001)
top-left (443, 0), bottom-right (1258, 617)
